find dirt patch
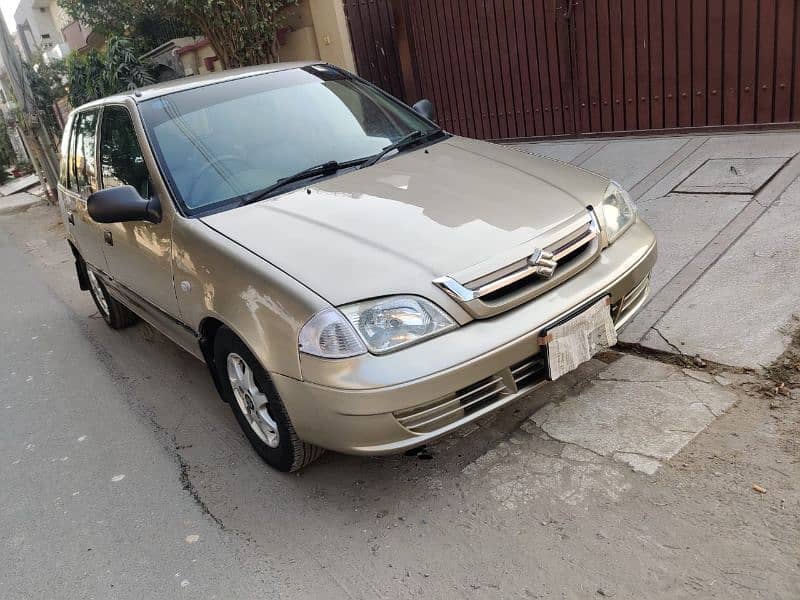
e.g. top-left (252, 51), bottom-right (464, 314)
top-left (745, 316), bottom-right (800, 461)
top-left (761, 316), bottom-right (800, 388)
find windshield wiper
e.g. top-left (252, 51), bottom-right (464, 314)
top-left (361, 129), bottom-right (439, 169)
top-left (240, 158), bottom-right (365, 206)
top-left (237, 129), bottom-right (441, 207)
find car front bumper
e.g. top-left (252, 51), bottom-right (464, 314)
top-left (272, 218), bottom-right (657, 455)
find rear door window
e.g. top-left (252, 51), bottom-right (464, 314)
top-left (72, 109), bottom-right (99, 195)
top-left (99, 106), bottom-right (150, 198)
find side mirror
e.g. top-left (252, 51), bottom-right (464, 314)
top-left (88, 185), bottom-right (162, 224)
top-left (412, 98), bottom-right (435, 121)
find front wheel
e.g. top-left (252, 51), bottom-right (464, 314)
top-left (213, 326), bottom-right (323, 472)
top-left (86, 267), bottom-right (138, 329)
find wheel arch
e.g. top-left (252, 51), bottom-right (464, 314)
top-left (198, 315), bottom-right (283, 403)
top-left (198, 316), bottom-right (228, 401)
top-left (67, 240), bottom-right (91, 291)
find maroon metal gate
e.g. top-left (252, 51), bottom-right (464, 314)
top-left (344, 0), bottom-right (800, 139)
top-left (342, 0), bottom-right (405, 99)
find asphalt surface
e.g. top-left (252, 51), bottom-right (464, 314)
top-left (2, 129), bottom-right (799, 599)
top-left (0, 232), bottom-right (271, 599)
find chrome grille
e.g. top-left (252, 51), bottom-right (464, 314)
top-left (434, 209), bottom-right (601, 319)
top-left (394, 355), bottom-right (546, 434)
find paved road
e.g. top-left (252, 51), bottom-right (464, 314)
top-left (0, 232), bottom-right (271, 599)
top-left (2, 129), bottom-right (799, 599)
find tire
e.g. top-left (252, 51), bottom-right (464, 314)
top-left (86, 267), bottom-right (138, 330)
top-left (213, 326), bottom-right (324, 472)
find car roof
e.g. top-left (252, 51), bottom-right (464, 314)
top-left (70, 61), bottom-right (321, 114)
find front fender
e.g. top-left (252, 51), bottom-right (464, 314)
top-left (171, 216), bottom-right (329, 380)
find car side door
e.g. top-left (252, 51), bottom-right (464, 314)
top-left (63, 109), bottom-right (109, 272)
top-left (95, 103), bottom-right (181, 321)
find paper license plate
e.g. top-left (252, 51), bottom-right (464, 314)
top-left (540, 297), bottom-right (617, 381)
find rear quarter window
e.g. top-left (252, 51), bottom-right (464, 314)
top-left (72, 109), bottom-right (99, 195)
top-left (58, 116), bottom-right (74, 188)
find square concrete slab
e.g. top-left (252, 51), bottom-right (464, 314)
top-left (618, 191), bottom-right (750, 343)
top-left (530, 355), bottom-right (737, 474)
top-left (673, 157), bottom-right (788, 194)
top-left (640, 131), bottom-right (800, 202)
top-left (642, 177), bottom-right (800, 368)
top-left (580, 137), bottom-right (688, 190)
top-left (635, 193), bottom-right (748, 295)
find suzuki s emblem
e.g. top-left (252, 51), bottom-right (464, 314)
top-left (528, 249), bottom-right (557, 278)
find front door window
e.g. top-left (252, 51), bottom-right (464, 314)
top-left (99, 106), bottom-right (150, 198)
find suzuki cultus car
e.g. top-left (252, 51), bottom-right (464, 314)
top-left (58, 62), bottom-right (656, 471)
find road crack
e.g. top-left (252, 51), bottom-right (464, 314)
top-left (178, 454), bottom-right (224, 528)
top-left (652, 326), bottom-right (685, 355)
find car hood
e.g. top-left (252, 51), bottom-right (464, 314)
top-left (200, 136), bottom-right (609, 309)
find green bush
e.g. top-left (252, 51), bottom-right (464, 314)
top-left (66, 36), bottom-right (154, 107)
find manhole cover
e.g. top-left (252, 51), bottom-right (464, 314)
top-left (673, 157), bottom-right (788, 194)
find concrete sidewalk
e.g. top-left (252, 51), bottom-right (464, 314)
top-left (513, 130), bottom-right (800, 370)
top-left (0, 173), bottom-right (40, 196)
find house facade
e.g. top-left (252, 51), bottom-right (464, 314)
top-left (13, 0), bottom-right (67, 62)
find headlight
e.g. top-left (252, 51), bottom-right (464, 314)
top-left (341, 295), bottom-right (456, 354)
top-left (299, 295), bottom-right (457, 358)
top-left (599, 181), bottom-right (636, 244)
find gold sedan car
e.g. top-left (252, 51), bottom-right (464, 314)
top-left (58, 62), bottom-right (656, 471)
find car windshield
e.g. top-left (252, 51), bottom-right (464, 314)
top-left (138, 66), bottom-right (440, 215)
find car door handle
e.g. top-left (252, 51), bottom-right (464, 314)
top-left (67, 212), bottom-right (74, 225)
top-left (103, 231), bottom-right (113, 246)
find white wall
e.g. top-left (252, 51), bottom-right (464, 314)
top-left (14, 0), bottom-right (65, 59)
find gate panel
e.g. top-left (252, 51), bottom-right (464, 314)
top-left (739, 1), bottom-right (759, 124)
top-left (647, 0), bottom-right (664, 130)
top-left (350, 1), bottom-right (800, 139)
top-left (773, 0), bottom-right (795, 122)
top-left (522, 0), bottom-right (546, 135)
top-left (635, 0), bottom-right (651, 130)
top-left (722, 0), bottom-right (741, 125)
top-left (621, 0), bottom-right (638, 130)
top-left (691, 0), bottom-right (707, 127)
top-left (794, 5), bottom-right (800, 121)
top-left (515, 0), bottom-right (538, 137)
top-left (676, 0), bottom-right (693, 127)
top-left (707, 0), bottom-right (724, 126)
top-left (532, 0), bottom-right (556, 136)
top-left (756, 0), bottom-right (777, 123)
top-left (544, 0), bottom-right (572, 135)
top-left (503, 0), bottom-right (525, 138)
top-left (582, 0), bottom-right (603, 132)
top-left (569, 0), bottom-right (800, 136)
top-left (343, 0), bottom-right (404, 99)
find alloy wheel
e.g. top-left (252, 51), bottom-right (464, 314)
top-left (226, 352), bottom-right (280, 448)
